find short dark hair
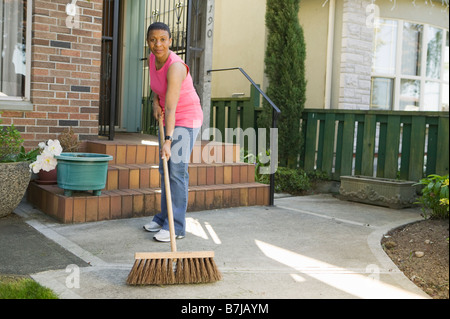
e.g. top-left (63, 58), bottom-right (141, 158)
top-left (147, 22), bottom-right (172, 39)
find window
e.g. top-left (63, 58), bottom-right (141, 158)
top-left (0, 0), bottom-right (31, 106)
top-left (372, 20), bottom-right (398, 75)
top-left (371, 19), bottom-right (449, 112)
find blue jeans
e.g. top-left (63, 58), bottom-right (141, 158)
top-left (152, 126), bottom-right (200, 236)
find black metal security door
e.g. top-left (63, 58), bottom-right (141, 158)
top-left (99, 0), bottom-right (120, 140)
top-left (100, 0), bottom-right (202, 138)
top-left (142, 0), bottom-right (194, 135)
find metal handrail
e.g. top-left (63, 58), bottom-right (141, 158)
top-left (207, 67), bottom-right (281, 206)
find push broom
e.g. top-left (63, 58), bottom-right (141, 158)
top-left (127, 118), bottom-right (222, 285)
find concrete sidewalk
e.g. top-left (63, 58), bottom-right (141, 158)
top-left (7, 194), bottom-right (430, 299)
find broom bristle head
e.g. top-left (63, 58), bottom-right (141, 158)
top-left (127, 255), bottom-right (222, 285)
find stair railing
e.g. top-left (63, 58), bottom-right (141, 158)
top-left (207, 67), bottom-right (281, 206)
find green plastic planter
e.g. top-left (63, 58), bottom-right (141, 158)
top-left (55, 153), bottom-right (113, 196)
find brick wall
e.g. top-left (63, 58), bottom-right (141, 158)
top-left (0, 0), bottom-right (103, 150)
top-left (338, 0), bottom-right (373, 110)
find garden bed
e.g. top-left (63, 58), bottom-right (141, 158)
top-left (382, 219), bottom-right (449, 299)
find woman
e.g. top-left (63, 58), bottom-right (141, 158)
top-left (143, 22), bottom-right (203, 242)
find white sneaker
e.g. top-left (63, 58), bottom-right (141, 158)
top-left (143, 221), bottom-right (162, 232)
top-left (153, 229), bottom-right (185, 242)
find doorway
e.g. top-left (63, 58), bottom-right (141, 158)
top-left (99, 0), bottom-right (120, 140)
top-left (100, 0), bottom-right (213, 139)
top-left (141, 0), bottom-right (190, 135)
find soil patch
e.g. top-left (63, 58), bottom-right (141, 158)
top-left (381, 219), bottom-right (449, 299)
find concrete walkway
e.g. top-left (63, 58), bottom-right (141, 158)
top-left (8, 194), bottom-right (430, 299)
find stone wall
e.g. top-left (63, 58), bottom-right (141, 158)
top-left (338, 0), bottom-right (374, 110)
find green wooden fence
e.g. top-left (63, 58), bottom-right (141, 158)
top-left (210, 85), bottom-right (263, 147)
top-left (299, 109), bottom-right (449, 181)
top-left (210, 87), bottom-right (449, 182)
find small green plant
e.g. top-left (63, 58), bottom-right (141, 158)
top-left (414, 174), bottom-right (449, 220)
top-left (0, 116), bottom-right (39, 163)
top-left (0, 277), bottom-right (58, 299)
top-left (0, 113), bottom-right (23, 161)
top-left (241, 148), bottom-right (273, 181)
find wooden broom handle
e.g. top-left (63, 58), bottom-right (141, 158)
top-left (159, 117), bottom-right (177, 253)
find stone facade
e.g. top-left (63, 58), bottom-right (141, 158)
top-left (338, 0), bottom-right (374, 110)
top-left (0, 0), bottom-right (103, 150)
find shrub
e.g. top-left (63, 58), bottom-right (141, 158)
top-left (415, 174), bottom-right (449, 219)
top-left (245, 146), bottom-right (330, 195)
top-left (259, 167), bottom-right (312, 195)
top-left (0, 117), bottom-right (39, 163)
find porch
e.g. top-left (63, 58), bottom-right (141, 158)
top-left (27, 133), bottom-right (270, 224)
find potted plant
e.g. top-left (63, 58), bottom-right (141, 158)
top-left (0, 119), bottom-right (40, 218)
top-left (29, 139), bottom-right (63, 184)
top-left (27, 126), bottom-right (112, 197)
top-left (28, 127), bottom-right (82, 184)
top-left (54, 128), bottom-right (112, 197)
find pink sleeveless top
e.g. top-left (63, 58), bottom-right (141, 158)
top-left (149, 51), bottom-right (203, 128)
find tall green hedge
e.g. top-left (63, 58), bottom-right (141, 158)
top-left (258, 0), bottom-right (307, 168)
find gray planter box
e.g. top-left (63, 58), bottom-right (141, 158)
top-left (339, 176), bottom-right (418, 209)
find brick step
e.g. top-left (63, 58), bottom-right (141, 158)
top-left (106, 162), bottom-right (256, 191)
top-left (86, 139), bottom-right (241, 165)
top-left (27, 182), bottom-right (270, 224)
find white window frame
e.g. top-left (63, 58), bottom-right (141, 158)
top-left (0, 0), bottom-right (33, 111)
top-left (371, 18), bottom-right (449, 112)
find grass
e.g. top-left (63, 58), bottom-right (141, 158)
top-left (0, 275), bottom-right (58, 299)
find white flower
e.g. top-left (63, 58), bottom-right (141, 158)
top-left (29, 139), bottom-right (62, 173)
top-left (38, 154), bottom-right (58, 172)
top-left (46, 139), bottom-right (63, 156)
top-left (29, 161), bottom-right (42, 174)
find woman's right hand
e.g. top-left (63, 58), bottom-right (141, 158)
top-left (153, 100), bottom-right (163, 120)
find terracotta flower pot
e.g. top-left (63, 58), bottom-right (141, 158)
top-left (36, 168), bottom-right (57, 185)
